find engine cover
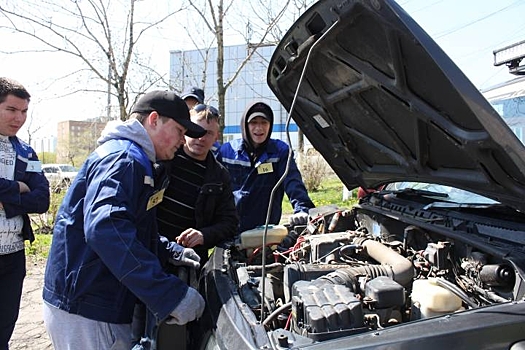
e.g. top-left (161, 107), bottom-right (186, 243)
top-left (291, 280), bottom-right (365, 341)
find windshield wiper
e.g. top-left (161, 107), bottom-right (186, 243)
top-left (388, 188), bottom-right (450, 198)
top-left (423, 202), bottom-right (502, 210)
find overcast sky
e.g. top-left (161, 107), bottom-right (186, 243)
top-left (1, 0), bottom-right (524, 139)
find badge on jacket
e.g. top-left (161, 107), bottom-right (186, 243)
top-left (26, 160), bottom-right (42, 172)
top-left (147, 188), bottom-right (165, 211)
top-left (257, 162), bottom-right (273, 174)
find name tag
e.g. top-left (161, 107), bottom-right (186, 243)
top-left (257, 162), bottom-right (273, 175)
top-left (27, 160), bottom-right (42, 172)
top-left (146, 188), bottom-right (165, 211)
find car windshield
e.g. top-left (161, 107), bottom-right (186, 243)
top-left (59, 165), bottom-right (77, 172)
top-left (384, 182), bottom-right (499, 205)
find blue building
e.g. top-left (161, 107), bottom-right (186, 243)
top-left (169, 44), bottom-right (306, 149)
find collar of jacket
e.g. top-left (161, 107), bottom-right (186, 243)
top-left (235, 138), bottom-right (279, 155)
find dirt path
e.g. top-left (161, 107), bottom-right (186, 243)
top-left (9, 256), bottom-right (52, 350)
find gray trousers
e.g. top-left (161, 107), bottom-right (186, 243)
top-left (43, 301), bottom-right (132, 350)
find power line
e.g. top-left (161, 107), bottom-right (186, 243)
top-left (479, 65), bottom-right (507, 89)
top-left (454, 24), bottom-right (525, 62)
top-left (410, 0), bottom-right (445, 14)
top-left (433, 0), bottom-right (525, 39)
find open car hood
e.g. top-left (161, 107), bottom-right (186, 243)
top-left (268, 0), bottom-right (525, 212)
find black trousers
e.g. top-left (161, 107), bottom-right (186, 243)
top-left (0, 250), bottom-right (26, 350)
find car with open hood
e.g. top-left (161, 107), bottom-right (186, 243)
top-left (189, 1), bottom-right (525, 349)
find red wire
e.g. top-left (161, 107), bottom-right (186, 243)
top-left (246, 242), bottom-right (281, 264)
top-left (284, 312), bottom-right (292, 330)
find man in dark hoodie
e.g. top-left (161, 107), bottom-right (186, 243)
top-left (43, 91), bottom-right (207, 350)
top-left (217, 101), bottom-right (314, 233)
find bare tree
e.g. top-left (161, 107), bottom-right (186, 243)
top-left (183, 0), bottom-right (309, 141)
top-left (0, 0), bottom-right (184, 121)
top-left (23, 110), bottom-right (45, 147)
top-left (274, 0), bottom-right (315, 153)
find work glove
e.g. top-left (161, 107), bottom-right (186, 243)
top-left (166, 287), bottom-right (205, 325)
top-left (165, 240), bottom-right (201, 269)
top-left (289, 212), bottom-right (309, 226)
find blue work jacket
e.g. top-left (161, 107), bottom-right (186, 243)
top-left (217, 138), bottom-right (314, 233)
top-left (0, 137), bottom-right (50, 242)
top-left (43, 139), bottom-right (188, 324)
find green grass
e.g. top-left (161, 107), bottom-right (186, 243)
top-left (282, 175), bottom-right (357, 214)
top-left (25, 233), bottom-right (53, 259)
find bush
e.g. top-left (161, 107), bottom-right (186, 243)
top-left (297, 150), bottom-right (330, 192)
top-left (27, 190), bottom-right (64, 259)
top-left (282, 174), bottom-right (358, 216)
top-left (25, 234), bottom-right (52, 258)
top-left (31, 190), bottom-right (66, 234)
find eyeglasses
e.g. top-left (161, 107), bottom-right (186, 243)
top-left (193, 104), bottom-right (220, 118)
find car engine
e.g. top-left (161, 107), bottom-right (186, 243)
top-left (229, 198), bottom-right (525, 345)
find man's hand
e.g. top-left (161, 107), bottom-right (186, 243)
top-left (289, 212), bottom-right (309, 226)
top-left (176, 228), bottom-right (204, 248)
top-left (18, 181), bottom-right (30, 193)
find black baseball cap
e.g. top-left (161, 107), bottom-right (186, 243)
top-left (181, 86), bottom-right (205, 104)
top-left (131, 90), bottom-right (206, 138)
top-left (247, 102), bottom-right (273, 123)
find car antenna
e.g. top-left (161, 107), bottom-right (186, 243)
top-left (259, 19), bottom-right (340, 323)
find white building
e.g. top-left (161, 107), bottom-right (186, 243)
top-left (31, 135), bottom-right (57, 155)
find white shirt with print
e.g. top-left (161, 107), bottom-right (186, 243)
top-left (0, 135), bottom-right (24, 255)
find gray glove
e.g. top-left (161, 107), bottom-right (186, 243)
top-left (289, 212), bottom-right (309, 226)
top-left (167, 287), bottom-right (205, 325)
top-left (160, 236), bottom-right (201, 269)
top-left (168, 242), bottom-right (201, 269)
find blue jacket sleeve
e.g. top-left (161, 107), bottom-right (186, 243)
top-left (1, 150), bottom-right (50, 218)
top-left (83, 156), bottom-right (187, 321)
top-left (282, 149), bottom-right (315, 214)
top-left (0, 179), bottom-right (21, 205)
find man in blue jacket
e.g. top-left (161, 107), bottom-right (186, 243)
top-left (43, 91), bottom-right (207, 350)
top-left (0, 77), bottom-right (50, 350)
top-left (217, 101), bottom-right (314, 234)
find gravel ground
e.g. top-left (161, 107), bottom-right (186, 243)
top-left (9, 256), bottom-right (52, 350)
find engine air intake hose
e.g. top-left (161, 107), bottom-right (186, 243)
top-left (313, 238), bottom-right (414, 290)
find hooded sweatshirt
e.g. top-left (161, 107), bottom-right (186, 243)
top-left (240, 102), bottom-right (274, 162)
top-left (217, 102), bottom-right (314, 233)
top-left (43, 119), bottom-right (188, 324)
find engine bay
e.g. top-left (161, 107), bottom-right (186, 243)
top-left (226, 196), bottom-right (525, 346)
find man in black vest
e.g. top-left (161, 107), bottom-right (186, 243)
top-left (157, 104), bottom-right (238, 268)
